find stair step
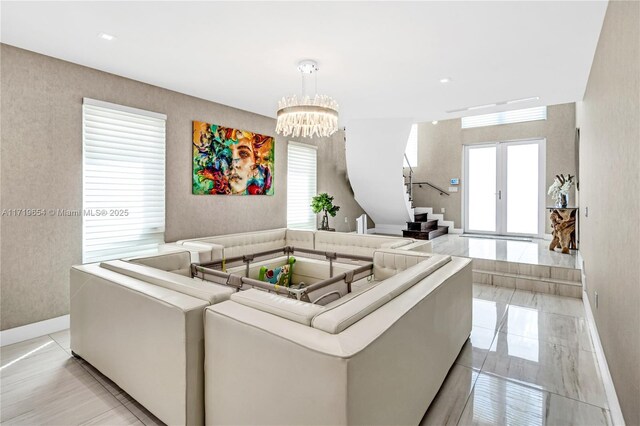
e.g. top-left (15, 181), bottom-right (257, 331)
top-left (429, 225), bottom-right (449, 239)
top-left (402, 226), bottom-right (449, 240)
top-left (406, 220), bottom-right (438, 231)
top-left (414, 207), bottom-right (433, 215)
top-left (414, 212), bottom-right (429, 222)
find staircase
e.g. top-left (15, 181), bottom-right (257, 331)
top-left (344, 120), bottom-right (454, 236)
top-left (403, 209), bottom-right (450, 240)
top-left (402, 163), bottom-right (452, 240)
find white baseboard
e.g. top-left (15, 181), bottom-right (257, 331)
top-left (450, 228), bottom-right (463, 234)
top-left (582, 286), bottom-right (625, 425)
top-left (0, 315), bottom-right (70, 347)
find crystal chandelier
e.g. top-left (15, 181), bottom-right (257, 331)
top-left (276, 60), bottom-right (339, 138)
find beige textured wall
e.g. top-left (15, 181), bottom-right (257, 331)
top-left (302, 133), bottom-right (373, 232)
top-left (575, 1), bottom-right (640, 424)
top-left (0, 44), bottom-right (366, 330)
top-left (412, 103), bottom-right (576, 231)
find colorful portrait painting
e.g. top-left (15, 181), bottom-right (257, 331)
top-left (192, 121), bottom-right (274, 195)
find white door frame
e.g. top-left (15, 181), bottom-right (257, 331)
top-left (464, 138), bottom-right (546, 237)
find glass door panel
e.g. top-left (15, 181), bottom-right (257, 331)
top-left (465, 139), bottom-right (544, 237)
top-left (466, 145), bottom-right (497, 232)
top-left (506, 143), bottom-right (539, 234)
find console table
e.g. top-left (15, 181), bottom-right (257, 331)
top-left (546, 207), bottom-right (578, 253)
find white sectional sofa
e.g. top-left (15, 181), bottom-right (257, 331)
top-left (204, 250), bottom-right (472, 425)
top-left (70, 251), bottom-right (233, 425)
top-left (170, 228), bottom-right (431, 263)
top-left (70, 231), bottom-right (466, 426)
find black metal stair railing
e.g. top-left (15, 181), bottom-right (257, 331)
top-left (403, 154), bottom-right (451, 197)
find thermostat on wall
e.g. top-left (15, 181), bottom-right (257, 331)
top-left (450, 178), bottom-right (459, 185)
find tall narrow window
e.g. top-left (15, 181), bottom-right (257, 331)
top-left (403, 124), bottom-right (418, 167)
top-left (287, 142), bottom-right (317, 230)
top-left (82, 98), bottom-right (166, 263)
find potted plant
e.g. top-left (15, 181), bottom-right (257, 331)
top-left (311, 193), bottom-right (340, 231)
top-left (547, 174), bottom-right (575, 207)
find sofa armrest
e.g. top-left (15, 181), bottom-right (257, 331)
top-left (380, 239), bottom-right (412, 249)
top-left (230, 289), bottom-right (325, 325)
top-left (159, 242), bottom-right (213, 263)
top-left (180, 241), bottom-right (224, 261)
top-left (398, 240), bottom-right (433, 253)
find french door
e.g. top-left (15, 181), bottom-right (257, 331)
top-left (464, 139), bottom-right (545, 237)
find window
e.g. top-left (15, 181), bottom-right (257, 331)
top-left (82, 98), bottom-right (166, 263)
top-left (287, 142), bottom-right (317, 230)
top-left (403, 124), bottom-right (418, 167)
top-left (461, 106), bottom-right (547, 129)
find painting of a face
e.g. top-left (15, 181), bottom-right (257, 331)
top-left (192, 121), bottom-right (274, 195)
top-left (229, 136), bottom-right (256, 194)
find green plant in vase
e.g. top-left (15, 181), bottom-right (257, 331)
top-left (311, 193), bottom-right (340, 230)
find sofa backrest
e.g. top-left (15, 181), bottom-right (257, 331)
top-left (179, 228), bottom-right (287, 259)
top-left (311, 253), bottom-right (452, 334)
top-left (314, 231), bottom-right (413, 257)
top-left (285, 229), bottom-right (315, 250)
top-left (128, 251), bottom-right (192, 277)
top-left (101, 260), bottom-right (234, 304)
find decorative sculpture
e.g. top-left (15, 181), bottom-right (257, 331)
top-left (549, 209), bottom-right (576, 254)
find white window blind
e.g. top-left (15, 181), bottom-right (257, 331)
top-left (403, 123), bottom-right (418, 167)
top-left (461, 106), bottom-right (547, 129)
top-left (287, 142), bottom-right (317, 230)
top-left (82, 98), bottom-right (166, 263)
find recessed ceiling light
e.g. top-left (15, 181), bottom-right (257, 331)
top-left (439, 78), bottom-right (451, 83)
top-left (506, 96), bottom-right (540, 104)
top-left (432, 121), bottom-right (438, 125)
top-left (98, 32), bottom-right (116, 41)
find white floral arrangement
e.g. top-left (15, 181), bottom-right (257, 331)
top-left (548, 174), bottom-right (574, 205)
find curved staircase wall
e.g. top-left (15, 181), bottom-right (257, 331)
top-left (345, 119), bottom-right (414, 234)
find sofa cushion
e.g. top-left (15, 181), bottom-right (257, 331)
top-left (314, 231), bottom-right (412, 257)
top-left (129, 251), bottom-right (192, 277)
top-left (311, 254), bottom-right (451, 334)
top-left (230, 289), bottom-right (325, 325)
top-left (100, 260), bottom-right (234, 304)
top-left (373, 249), bottom-right (434, 281)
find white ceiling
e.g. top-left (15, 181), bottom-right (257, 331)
top-left (1, 1), bottom-right (608, 123)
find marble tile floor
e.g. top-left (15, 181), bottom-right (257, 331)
top-left (431, 234), bottom-right (581, 270)
top-left (421, 284), bottom-right (611, 425)
top-left (1, 284), bottom-right (608, 426)
top-left (1, 330), bottom-right (164, 425)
